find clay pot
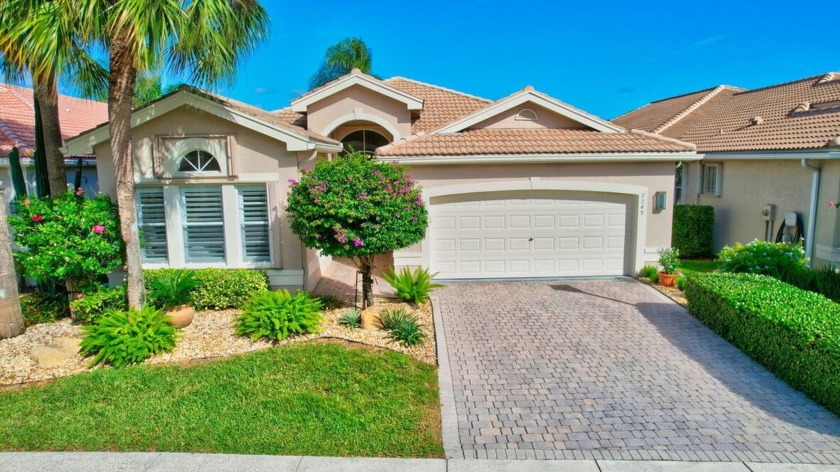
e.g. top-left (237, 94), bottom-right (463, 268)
top-left (165, 304), bottom-right (195, 328)
top-left (658, 272), bottom-right (676, 287)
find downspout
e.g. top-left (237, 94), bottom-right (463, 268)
top-left (801, 159), bottom-right (821, 265)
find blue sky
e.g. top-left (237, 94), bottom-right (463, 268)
top-left (96, 1), bottom-right (840, 119)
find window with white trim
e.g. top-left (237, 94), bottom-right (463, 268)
top-left (239, 185), bottom-right (271, 262)
top-left (674, 164), bottom-right (684, 204)
top-left (702, 163), bottom-right (721, 196)
top-left (181, 187), bottom-right (226, 263)
top-left (515, 108), bottom-right (538, 121)
top-left (137, 188), bottom-right (168, 263)
top-left (178, 150), bottom-right (221, 173)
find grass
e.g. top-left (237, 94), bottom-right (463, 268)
top-left (0, 342), bottom-right (442, 457)
top-left (680, 259), bottom-right (721, 274)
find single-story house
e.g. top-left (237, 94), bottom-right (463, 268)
top-left (0, 83), bottom-right (106, 204)
top-left (65, 69), bottom-right (698, 290)
top-left (614, 73), bottom-right (840, 267)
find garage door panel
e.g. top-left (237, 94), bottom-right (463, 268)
top-left (431, 195), bottom-right (628, 278)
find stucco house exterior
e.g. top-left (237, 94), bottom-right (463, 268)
top-left (615, 73), bottom-right (840, 267)
top-left (0, 83), bottom-right (106, 204)
top-left (64, 69), bottom-right (696, 290)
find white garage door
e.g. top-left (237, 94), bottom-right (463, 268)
top-left (430, 195), bottom-right (628, 279)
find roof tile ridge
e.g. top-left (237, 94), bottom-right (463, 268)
top-left (4, 83), bottom-right (36, 111)
top-left (611, 102), bottom-right (652, 121)
top-left (630, 128), bottom-right (697, 150)
top-left (652, 85), bottom-right (730, 134)
top-left (0, 116), bottom-right (32, 152)
top-left (385, 76), bottom-right (492, 103)
top-left (733, 72), bottom-right (840, 95)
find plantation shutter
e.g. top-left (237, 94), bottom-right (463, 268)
top-left (181, 187), bottom-right (226, 263)
top-left (239, 185), bottom-right (271, 262)
top-left (137, 188), bottom-right (168, 263)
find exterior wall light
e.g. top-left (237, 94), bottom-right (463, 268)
top-left (654, 191), bottom-right (667, 211)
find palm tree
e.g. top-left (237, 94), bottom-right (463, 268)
top-left (309, 37), bottom-right (374, 89)
top-left (0, 185), bottom-right (25, 339)
top-left (0, 1), bottom-right (107, 197)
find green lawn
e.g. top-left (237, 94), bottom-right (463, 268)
top-left (680, 259), bottom-right (722, 274)
top-left (0, 343), bottom-right (443, 457)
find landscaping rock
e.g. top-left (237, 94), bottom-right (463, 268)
top-left (360, 303), bottom-right (415, 330)
top-left (30, 337), bottom-right (81, 368)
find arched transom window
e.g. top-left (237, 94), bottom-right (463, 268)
top-left (178, 150), bottom-right (221, 173)
top-left (341, 130), bottom-right (390, 155)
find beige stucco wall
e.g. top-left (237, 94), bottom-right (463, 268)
top-left (684, 157), bottom-right (839, 267)
top-left (93, 105), bottom-right (305, 280)
top-left (305, 85), bottom-right (412, 141)
top-left (471, 103), bottom-right (588, 130)
top-left (399, 161), bottom-right (676, 274)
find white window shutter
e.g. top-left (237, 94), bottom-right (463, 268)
top-left (239, 185), bottom-right (271, 262)
top-left (137, 188), bottom-right (169, 263)
top-left (182, 187), bottom-right (226, 263)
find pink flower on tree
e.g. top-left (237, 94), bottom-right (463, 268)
top-left (829, 200), bottom-right (838, 209)
top-left (92, 225), bottom-right (105, 234)
top-left (353, 237), bottom-right (363, 247)
top-left (31, 214), bottom-right (43, 223)
top-left (23, 198), bottom-right (30, 207)
top-left (75, 188), bottom-right (85, 196)
top-left (287, 178), bottom-right (297, 185)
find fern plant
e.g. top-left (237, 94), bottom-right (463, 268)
top-left (148, 270), bottom-right (201, 309)
top-left (235, 290), bottom-right (323, 341)
top-left (382, 267), bottom-right (443, 303)
top-left (80, 306), bottom-right (178, 367)
top-left (338, 308), bottom-right (361, 329)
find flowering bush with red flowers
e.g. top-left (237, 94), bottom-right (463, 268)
top-left (9, 190), bottom-right (125, 288)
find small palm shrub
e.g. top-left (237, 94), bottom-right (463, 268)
top-left (338, 308), bottom-right (361, 329)
top-left (70, 285), bottom-right (128, 324)
top-left (382, 267), bottom-right (443, 304)
top-left (377, 307), bottom-right (427, 347)
top-left (147, 270), bottom-right (201, 309)
top-left (80, 306), bottom-right (178, 367)
top-left (235, 290), bottom-right (323, 341)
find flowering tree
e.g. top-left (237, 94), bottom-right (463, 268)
top-left (286, 152), bottom-right (428, 307)
top-left (8, 190), bottom-right (125, 293)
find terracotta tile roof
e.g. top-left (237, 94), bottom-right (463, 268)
top-left (376, 128), bottom-right (694, 156)
top-left (383, 77), bottom-right (492, 133)
top-left (0, 83), bottom-right (108, 158)
top-left (614, 73), bottom-right (840, 152)
top-left (612, 87), bottom-right (723, 132)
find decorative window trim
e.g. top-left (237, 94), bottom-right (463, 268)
top-left (514, 108), bottom-right (538, 121)
top-left (701, 163), bottom-right (722, 196)
top-left (154, 135), bottom-right (235, 179)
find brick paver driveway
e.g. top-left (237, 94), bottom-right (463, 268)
top-left (432, 279), bottom-right (840, 463)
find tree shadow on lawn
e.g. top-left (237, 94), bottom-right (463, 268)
top-left (633, 299), bottom-right (840, 437)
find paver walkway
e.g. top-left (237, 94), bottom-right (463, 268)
top-left (432, 279), bottom-right (840, 464)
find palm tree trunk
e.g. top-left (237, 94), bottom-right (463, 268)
top-left (33, 78), bottom-right (66, 197)
top-left (109, 37), bottom-right (144, 309)
top-left (0, 187), bottom-right (25, 339)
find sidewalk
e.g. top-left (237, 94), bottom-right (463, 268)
top-left (1, 453), bottom-right (838, 472)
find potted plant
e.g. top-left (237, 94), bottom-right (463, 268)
top-left (657, 247), bottom-right (681, 287)
top-left (148, 271), bottom-right (201, 327)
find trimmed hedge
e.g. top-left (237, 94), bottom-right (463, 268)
top-left (144, 269), bottom-right (268, 310)
top-left (672, 205), bottom-right (714, 258)
top-left (685, 272), bottom-right (840, 415)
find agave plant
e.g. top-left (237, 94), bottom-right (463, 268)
top-left (382, 267), bottom-right (444, 304)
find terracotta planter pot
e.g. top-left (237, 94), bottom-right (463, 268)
top-left (658, 272), bottom-right (676, 287)
top-left (165, 305), bottom-right (195, 328)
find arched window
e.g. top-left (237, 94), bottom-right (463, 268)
top-left (341, 130), bottom-right (390, 155)
top-left (515, 108), bottom-right (538, 121)
top-left (178, 150), bottom-right (221, 173)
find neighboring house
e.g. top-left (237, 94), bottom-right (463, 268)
top-left (0, 83), bottom-right (107, 205)
top-left (65, 70), bottom-right (696, 290)
top-left (615, 73), bottom-right (840, 267)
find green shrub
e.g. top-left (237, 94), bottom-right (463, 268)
top-left (235, 290), bottom-right (323, 341)
top-left (718, 240), bottom-right (806, 278)
top-left (685, 272), bottom-right (840, 415)
top-left (676, 275), bottom-right (687, 291)
top-left (672, 204), bottom-right (714, 258)
top-left (80, 305), bottom-right (178, 367)
top-left (69, 285), bottom-right (128, 324)
top-left (657, 247), bottom-right (680, 274)
top-left (641, 265), bottom-right (659, 283)
top-left (388, 319), bottom-right (427, 347)
top-left (382, 267), bottom-right (443, 304)
top-left (20, 292), bottom-right (70, 326)
top-left (338, 308), bottom-right (361, 329)
top-left (145, 269), bottom-right (268, 310)
top-left (147, 270), bottom-right (200, 309)
top-left (316, 294), bottom-right (343, 310)
top-left (777, 265), bottom-right (840, 304)
top-left (376, 307), bottom-right (417, 331)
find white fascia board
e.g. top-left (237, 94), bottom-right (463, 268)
top-left (432, 90), bottom-right (625, 135)
top-left (291, 75), bottom-right (424, 113)
top-left (701, 150), bottom-right (840, 160)
top-left (0, 157), bottom-right (35, 168)
top-left (378, 152), bottom-right (700, 165)
top-left (64, 92), bottom-right (340, 155)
